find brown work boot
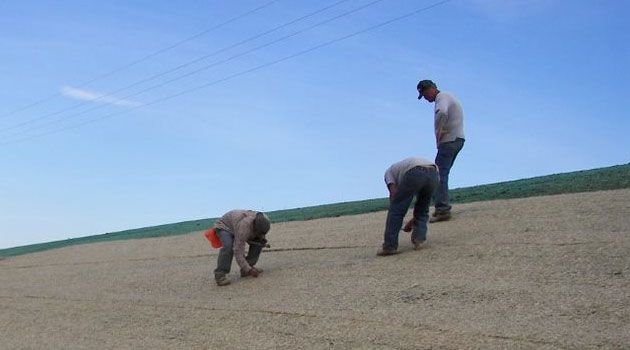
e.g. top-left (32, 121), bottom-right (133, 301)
top-left (429, 211), bottom-right (451, 223)
top-left (215, 274), bottom-right (231, 286)
top-left (376, 248), bottom-right (400, 256)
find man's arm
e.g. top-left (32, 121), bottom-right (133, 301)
top-left (233, 217), bottom-right (255, 274)
top-left (384, 166), bottom-right (398, 204)
top-left (387, 183), bottom-right (398, 203)
top-left (434, 95), bottom-right (451, 145)
top-left (233, 236), bottom-right (251, 273)
top-left (435, 110), bottom-right (449, 145)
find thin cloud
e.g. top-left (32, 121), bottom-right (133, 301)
top-left (61, 86), bottom-right (141, 107)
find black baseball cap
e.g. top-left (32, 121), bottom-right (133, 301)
top-left (417, 79), bottom-right (436, 100)
top-left (254, 212), bottom-right (270, 235)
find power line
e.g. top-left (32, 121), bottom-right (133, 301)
top-left (0, 0), bottom-right (352, 135)
top-left (0, 0), bottom-right (450, 147)
top-left (0, 0), bottom-right (278, 119)
top-left (2, 0), bottom-right (382, 138)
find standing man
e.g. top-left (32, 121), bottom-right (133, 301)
top-left (417, 79), bottom-right (465, 222)
top-left (377, 157), bottom-right (439, 256)
top-left (213, 210), bottom-right (271, 286)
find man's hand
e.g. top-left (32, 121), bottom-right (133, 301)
top-left (248, 267), bottom-right (262, 278)
top-left (403, 219), bottom-right (416, 232)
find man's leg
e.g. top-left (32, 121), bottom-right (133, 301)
top-left (433, 138), bottom-right (464, 215)
top-left (214, 229), bottom-right (234, 285)
top-left (382, 174), bottom-right (420, 251)
top-left (412, 171), bottom-right (439, 243)
top-left (245, 244), bottom-right (263, 268)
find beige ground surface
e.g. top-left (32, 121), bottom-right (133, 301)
top-left (1, 189), bottom-right (629, 349)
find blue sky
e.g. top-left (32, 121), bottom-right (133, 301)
top-left (0, 0), bottom-right (628, 249)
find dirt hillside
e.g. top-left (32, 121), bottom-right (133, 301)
top-left (1, 189), bottom-right (629, 349)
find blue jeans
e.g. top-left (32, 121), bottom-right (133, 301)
top-left (434, 138), bottom-right (464, 214)
top-left (383, 166), bottom-right (438, 250)
top-left (214, 229), bottom-right (263, 276)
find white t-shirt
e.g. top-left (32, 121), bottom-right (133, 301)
top-left (434, 91), bottom-right (465, 145)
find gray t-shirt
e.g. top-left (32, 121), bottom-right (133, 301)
top-left (384, 157), bottom-right (436, 186)
top-left (434, 91), bottom-right (465, 145)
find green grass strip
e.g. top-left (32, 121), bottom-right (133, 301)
top-left (1, 163), bottom-right (628, 258)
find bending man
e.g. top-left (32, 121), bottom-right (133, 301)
top-left (378, 157), bottom-right (439, 256)
top-left (213, 210), bottom-right (271, 286)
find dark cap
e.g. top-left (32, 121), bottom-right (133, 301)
top-left (254, 212), bottom-right (270, 235)
top-left (417, 79), bottom-right (437, 100)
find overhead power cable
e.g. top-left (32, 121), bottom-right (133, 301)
top-left (2, 0), bottom-right (382, 137)
top-left (0, 0), bottom-right (352, 135)
top-left (0, 0), bottom-right (450, 147)
top-left (0, 0), bottom-right (278, 119)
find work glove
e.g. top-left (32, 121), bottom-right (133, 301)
top-left (248, 267), bottom-right (263, 278)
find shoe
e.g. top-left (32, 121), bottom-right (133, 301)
top-left (240, 267), bottom-right (263, 277)
top-left (376, 248), bottom-right (400, 256)
top-left (215, 274), bottom-right (231, 286)
top-left (429, 211), bottom-right (451, 223)
top-left (412, 240), bottom-right (425, 250)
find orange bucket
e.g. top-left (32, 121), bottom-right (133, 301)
top-left (204, 228), bottom-right (223, 249)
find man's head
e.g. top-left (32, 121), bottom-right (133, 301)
top-left (253, 212), bottom-right (270, 236)
top-left (417, 79), bottom-right (439, 102)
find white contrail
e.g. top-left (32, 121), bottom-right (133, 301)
top-left (61, 86), bottom-right (141, 107)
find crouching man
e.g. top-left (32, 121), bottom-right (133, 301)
top-left (378, 157), bottom-right (439, 256)
top-left (213, 210), bottom-right (271, 286)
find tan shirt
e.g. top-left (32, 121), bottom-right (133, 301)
top-left (214, 210), bottom-right (260, 272)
